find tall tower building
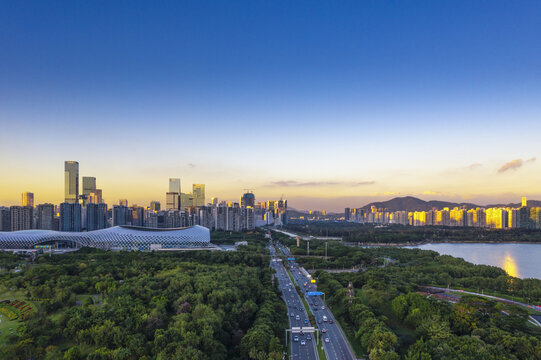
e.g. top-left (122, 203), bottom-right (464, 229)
top-left (169, 178), bottom-right (181, 193)
top-left (193, 184), bottom-right (205, 207)
top-left (167, 178), bottom-right (181, 210)
top-left (166, 192), bottom-right (181, 210)
top-left (21, 192), bottom-right (34, 207)
top-left (82, 177), bottom-right (96, 196)
top-left (119, 199), bottom-right (128, 207)
top-left (64, 161), bottom-right (79, 203)
top-left (522, 197), bottom-right (528, 207)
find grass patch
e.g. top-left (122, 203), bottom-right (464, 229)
top-left (0, 313), bottom-right (20, 344)
top-left (317, 331), bottom-right (327, 360)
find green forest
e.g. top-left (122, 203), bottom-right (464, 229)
top-left (3, 229), bottom-right (541, 359)
top-left (0, 232), bottom-right (286, 360)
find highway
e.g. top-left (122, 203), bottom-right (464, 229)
top-left (275, 242), bottom-right (357, 360)
top-left (269, 242), bottom-right (318, 360)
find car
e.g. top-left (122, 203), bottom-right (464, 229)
top-left (304, 319), bottom-right (309, 324)
top-left (321, 306), bottom-right (325, 310)
top-left (301, 340), bottom-right (306, 346)
top-left (322, 328), bottom-right (327, 333)
top-left (293, 336), bottom-right (299, 342)
top-left (325, 337), bottom-right (330, 343)
top-left (307, 334), bottom-right (312, 340)
top-left (329, 320), bottom-right (333, 324)
top-left (296, 315), bottom-right (300, 320)
top-left (290, 313), bottom-right (294, 317)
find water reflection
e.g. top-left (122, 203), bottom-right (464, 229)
top-left (406, 243), bottom-right (541, 279)
top-left (502, 253), bottom-right (519, 278)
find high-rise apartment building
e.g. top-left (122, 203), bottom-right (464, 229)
top-left (10, 206), bottom-right (33, 231)
top-left (21, 192), bottom-right (34, 207)
top-left (112, 205), bottom-right (128, 226)
top-left (0, 207), bottom-right (10, 231)
top-left (64, 161), bottom-right (79, 203)
top-left (36, 204), bottom-right (55, 230)
top-left (60, 203), bottom-right (82, 232)
top-left (86, 203), bottom-right (108, 231)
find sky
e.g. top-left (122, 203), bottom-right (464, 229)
top-left (0, 1), bottom-right (540, 212)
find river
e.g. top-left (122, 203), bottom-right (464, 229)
top-left (406, 243), bottom-right (541, 279)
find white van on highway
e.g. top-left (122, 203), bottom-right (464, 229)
top-left (323, 315), bottom-right (328, 322)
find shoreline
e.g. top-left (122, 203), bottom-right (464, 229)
top-left (344, 240), bottom-right (541, 247)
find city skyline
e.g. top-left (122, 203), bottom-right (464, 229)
top-left (1, 159), bottom-right (541, 213)
top-left (1, 1), bottom-right (540, 211)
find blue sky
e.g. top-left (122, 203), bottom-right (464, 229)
top-left (1, 1), bottom-right (540, 211)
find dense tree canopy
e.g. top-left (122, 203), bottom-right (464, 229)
top-left (0, 232), bottom-right (287, 360)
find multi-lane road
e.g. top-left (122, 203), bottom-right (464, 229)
top-left (275, 242), bottom-right (357, 360)
top-left (269, 242), bottom-right (318, 360)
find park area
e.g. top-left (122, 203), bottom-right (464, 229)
top-left (0, 292), bottom-right (36, 344)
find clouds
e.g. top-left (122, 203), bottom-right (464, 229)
top-left (498, 157), bottom-right (536, 173)
top-left (466, 163), bottom-right (483, 170)
top-left (266, 180), bottom-right (375, 187)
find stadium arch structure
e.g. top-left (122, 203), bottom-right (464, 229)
top-left (0, 225), bottom-right (214, 251)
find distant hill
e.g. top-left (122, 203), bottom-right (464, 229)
top-left (288, 197), bottom-right (541, 216)
top-left (359, 196), bottom-right (536, 212)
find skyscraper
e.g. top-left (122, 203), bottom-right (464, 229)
top-left (192, 184), bottom-right (206, 207)
top-left (166, 192), bottom-right (181, 210)
top-left (167, 178), bottom-right (181, 210)
top-left (119, 199), bottom-right (128, 207)
top-left (21, 192), bottom-right (34, 207)
top-left (169, 178), bottom-right (181, 193)
top-left (64, 161), bottom-right (79, 203)
top-left (522, 197), bottom-right (528, 207)
top-left (82, 177), bottom-right (96, 196)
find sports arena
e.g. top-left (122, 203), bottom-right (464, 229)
top-left (0, 225), bottom-right (215, 251)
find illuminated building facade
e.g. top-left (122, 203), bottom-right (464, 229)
top-left (21, 192), bottom-right (34, 207)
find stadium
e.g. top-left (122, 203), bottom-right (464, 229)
top-left (0, 225), bottom-right (215, 251)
